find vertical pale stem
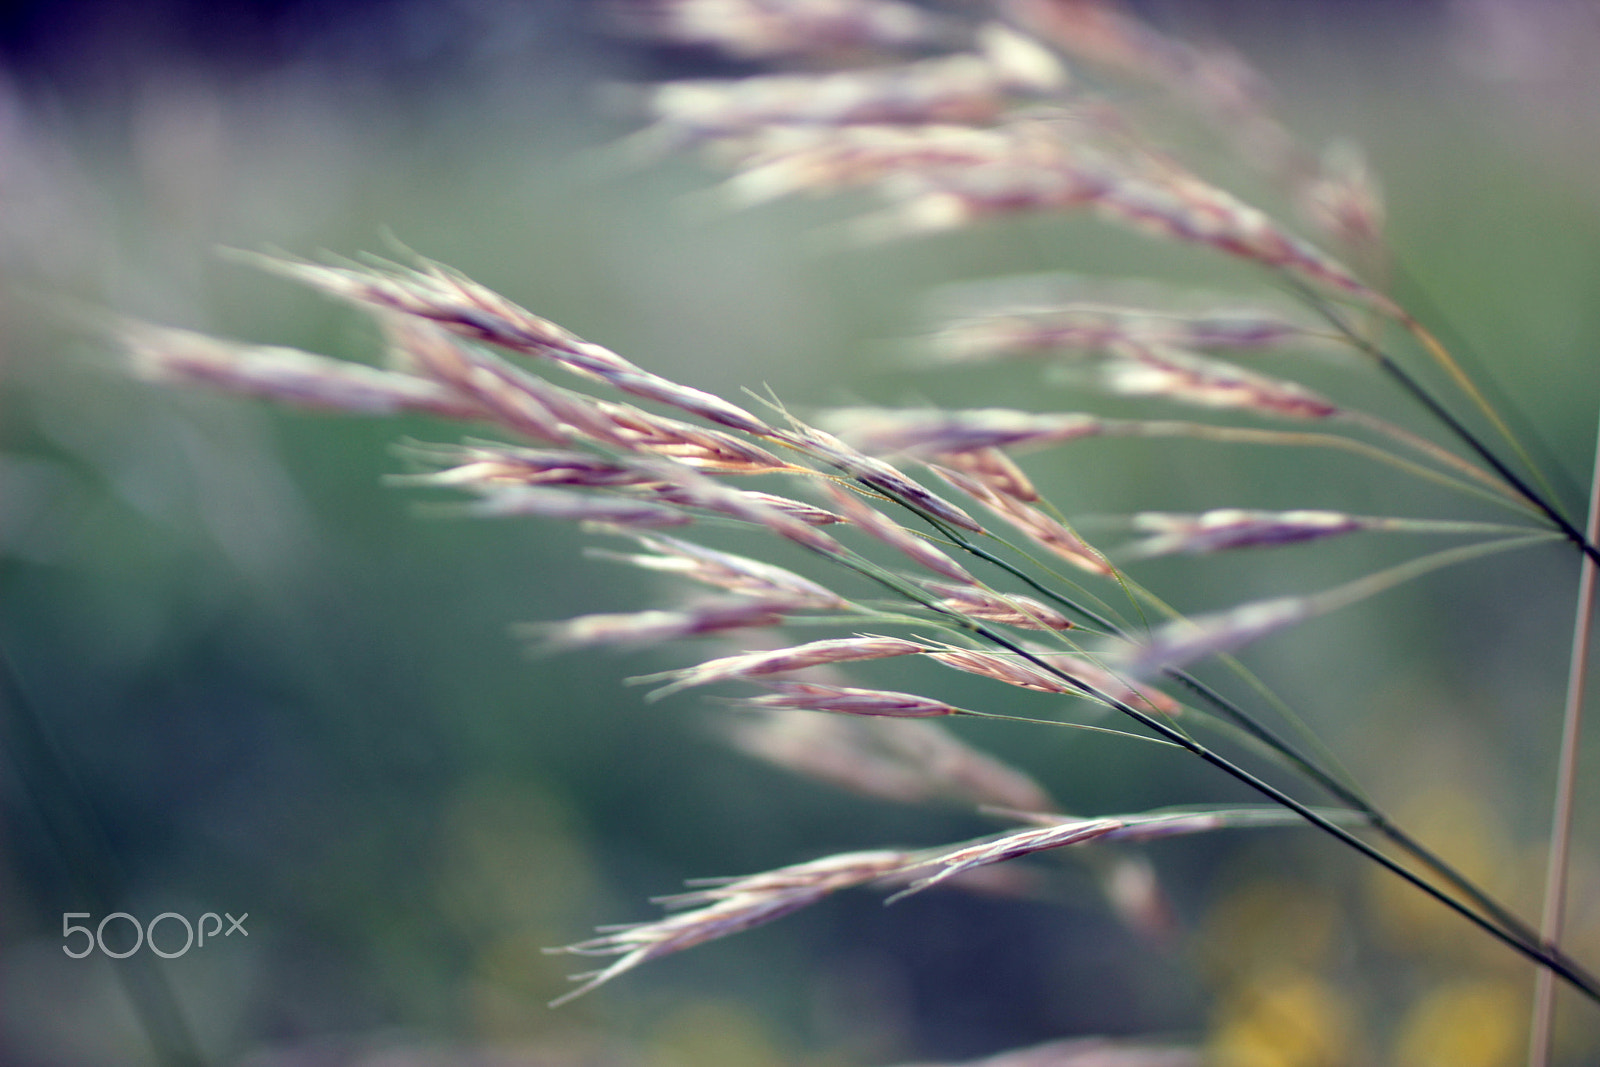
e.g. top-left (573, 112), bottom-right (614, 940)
top-left (1530, 418), bottom-right (1600, 1066)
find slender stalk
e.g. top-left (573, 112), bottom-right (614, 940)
top-left (1341, 408), bottom-right (1531, 504)
top-left (1386, 258), bottom-right (1584, 512)
top-left (957, 708), bottom-right (1184, 747)
top-left (1106, 420), bottom-right (1536, 518)
top-left (1530, 416), bottom-right (1600, 1064)
top-left (1377, 354), bottom-right (1592, 559)
top-left (1298, 287), bottom-right (1600, 564)
top-left (1399, 312), bottom-right (1565, 508)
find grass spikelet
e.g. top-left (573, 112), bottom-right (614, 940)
top-left (845, 119), bottom-right (1118, 239)
top-left (635, 462), bottom-right (851, 556)
top-left (1004, 0), bottom-right (1296, 175)
top-left (633, 24), bottom-right (1064, 144)
top-left (918, 579), bottom-right (1074, 631)
top-left (897, 805), bottom-right (1356, 901)
top-left (1119, 508), bottom-right (1427, 558)
top-left (825, 407), bottom-right (1104, 457)
top-left (643, 635), bottom-right (927, 699)
top-left (1123, 508), bottom-right (1363, 557)
top-left (247, 254), bottom-right (621, 368)
top-left (922, 275), bottom-right (1325, 363)
top-left (1002, 0), bottom-right (1229, 98)
top-left (545, 848), bottom-right (918, 1006)
top-left (461, 486), bottom-right (695, 528)
top-left (712, 123), bottom-right (1020, 207)
top-left (1096, 340), bottom-right (1341, 419)
top-left (604, 0), bottom-right (948, 60)
top-left (383, 318), bottom-right (581, 444)
top-left (593, 531), bottom-right (850, 608)
top-left (924, 645), bottom-right (1077, 695)
top-left (1296, 140), bottom-right (1384, 249)
top-left (725, 710), bottom-right (946, 804)
top-left (734, 680), bottom-right (961, 718)
top-left (785, 424), bottom-right (985, 532)
top-left (1023, 650), bottom-right (1179, 715)
top-left (931, 446), bottom-right (1041, 503)
top-left (528, 602), bottom-right (790, 649)
top-left (602, 373), bottom-right (775, 438)
top-left (123, 323), bottom-right (484, 420)
top-left (1091, 169), bottom-right (1385, 307)
top-left (586, 401), bottom-right (796, 472)
top-left (264, 254), bottom-right (779, 436)
top-left (1111, 596), bottom-right (1313, 680)
top-left (890, 817), bottom-right (1124, 898)
top-left (731, 490), bottom-right (849, 526)
top-left (389, 443), bottom-right (660, 492)
top-left (725, 710), bottom-right (1058, 811)
top-left (1101, 855), bottom-right (1177, 944)
top-left (929, 463), bottom-right (1112, 575)
top-left (822, 483), bottom-right (980, 584)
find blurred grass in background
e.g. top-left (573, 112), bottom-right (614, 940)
top-left (3, 1), bottom-right (1600, 1064)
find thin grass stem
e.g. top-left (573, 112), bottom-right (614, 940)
top-left (1341, 408), bottom-right (1532, 504)
top-left (1295, 283), bottom-right (1600, 562)
top-left (1529, 415), bottom-right (1600, 1065)
top-left (1399, 311), bottom-right (1565, 507)
top-left (1109, 420), bottom-right (1538, 517)
top-left (956, 708), bottom-right (1184, 747)
top-left (1386, 256), bottom-right (1584, 511)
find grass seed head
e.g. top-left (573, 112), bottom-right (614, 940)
top-left (531, 602), bottom-right (790, 649)
top-left (823, 483), bottom-right (980, 584)
top-left (737, 680), bottom-right (961, 717)
top-left (725, 709), bottom-right (1056, 811)
top-left (591, 400), bottom-right (795, 472)
top-left (932, 446), bottom-right (1041, 503)
top-left (1113, 596), bottom-right (1313, 679)
top-left (547, 848), bottom-right (917, 1005)
top-left (648, 635), bottom-right (928, 698)
top-left (925, 646), bottom-right (1076, 694)
top-left (391, 445), bottom-right (653, 491)
top-left (1023, 650), bottom-right (1179, 715)
top-left (826, 407), bottom-right (1104, 457)
top-left (896, 817), bottom-right (1125, 897)
top-left (1125, 508), bottom-right (1366, 558)
top-left (919, 579), bottom-right (1074, 631)
top-left (464, 486), bottom-right (695, 528)
top-left (925, 287), bottom-right (1320, 363)
top-left (123, 323), bottom-right (485, 420)
top-left (638, 28), bottom-right (1062, 142)
top-left (790, 424), bottom-right (985, 532)
top-left (605, 0), bottom-right (948, 60)
top-left (254, 255), bottom-right (615, 365)
top-left (930, 464), bottom-right (1112, 574)
top-left (1099, 340), bottom-right (1341, 419)
top-left (601, 531), bottom-right (850, 608)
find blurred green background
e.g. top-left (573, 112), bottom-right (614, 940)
top-left (4, 2), bottom-right (1600, 1064)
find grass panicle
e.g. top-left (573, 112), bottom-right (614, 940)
top-left (120, 0), bottom-right (1600, 1061)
